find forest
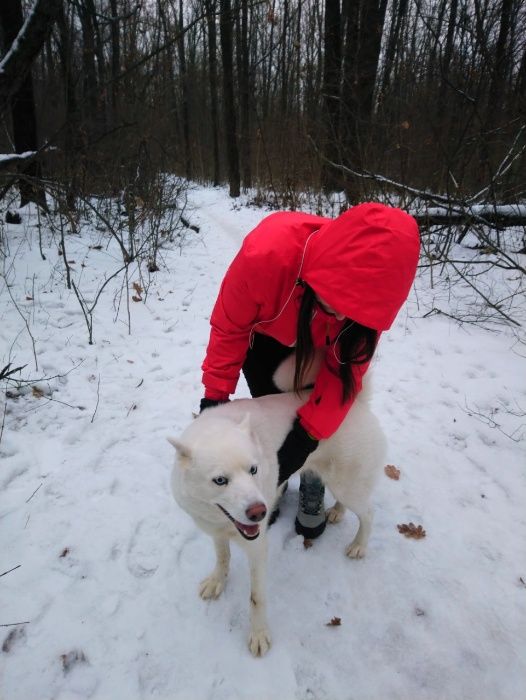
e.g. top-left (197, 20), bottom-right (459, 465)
top-left (1, 4), bottom-right (526, 698)
top-left (1, 0), bottom-right (525, 210)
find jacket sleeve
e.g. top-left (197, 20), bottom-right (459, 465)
top-left (297, 353), bottom-right (371, 440)
top-left (202, 248), bottom-right (261, 397)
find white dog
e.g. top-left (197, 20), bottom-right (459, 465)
top-left (170, 362), bottom-right (386, 656)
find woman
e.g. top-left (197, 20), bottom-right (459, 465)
top-left (199, 202), bottom-right (420, 539)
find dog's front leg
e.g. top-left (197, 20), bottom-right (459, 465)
top-left (199, 536), bottom-right (230, 599)
top-left (244, 535), bottom-right (271, 657)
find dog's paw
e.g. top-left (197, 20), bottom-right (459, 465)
top-left (345, 541), bottom-right (367, 559)
top-left (248, 628), bottom-right (271, 657)
top-left (199, 574), bottom-right (226, 599)
top-left (326, 505), bottom-right (345, 524)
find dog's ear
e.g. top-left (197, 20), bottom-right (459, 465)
top-left (167, 437), bottom-right (192, 459)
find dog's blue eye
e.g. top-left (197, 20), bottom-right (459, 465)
top-left (249, 465), bottom-right (258, 475)
top-left (213, 476), bottom-right (229, 486)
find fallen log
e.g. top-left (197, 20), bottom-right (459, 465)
top-left (415, 205), bottom-right (526, 228)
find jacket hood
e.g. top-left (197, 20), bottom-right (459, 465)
top-left (301, 203), bottom-right (420, 331)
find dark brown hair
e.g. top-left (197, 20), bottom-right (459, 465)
top-left (293, 283), bottom-right (378, 403)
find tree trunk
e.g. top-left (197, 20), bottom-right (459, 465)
top-left (341, 0), bottom-right (360, 199)
top-left (0, 0), bottom-right (49, 208)
top-left (0, 0), bottom-right (62, 115)
top-left (379, 0), bottom-right (407, 101)
top-left (178, 0), bottom-right (192, 179)
top-left (78, 1), bottom-right (99, 139)
top-left (109, 0), bottom-right (120, 126)
top-left (56, 1), bottom-right (83, 207)
top-left (341, 0), bottom-right (387, 201)
top-left (356, 0), bottom-right (387, 122)
top-left (437, 0), bottom-right (458, 124)
top-left (486, 0), bottom-right (513, 123)
top-left (279, 0), bottom-right (289, 117)
top-left (321, 0), bottom-right (342, 192)
top-left (205, 0), bottom-right (220, 186)
top-left (239, 0), bottom-right (252, 189)
top-left (220, 0), bottom-right (240, 197)
top-left (479, 0), bottom-right (514, 188)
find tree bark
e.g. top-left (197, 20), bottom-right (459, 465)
top-left (0, 0), bottom-right (62, 116)
top-left (379, 0), bottom-right (407, 100)
top-left (78, 0), bottom-right (99, 139)
top-left (205, 0), bottom-right (220, 186)
top-left (486, 0), bottom-right (513, 122)
top-left (109, 0), bottom-right (120, 126)
top-left (178, 0), bottom-right (192, 179)
top-left (321, 0), bottom-right (341, 192)
top-left (239, 0), bottom-right (252, 189)
top-left (56, 0), bottom-right (83, 207)
top-left (220, 0), bottom-right (240, 197)
top-left (437, 0), bottom-right (458, 124)
top-left (0, 0), bottom-right (51, 208)
top-left (341, 0), bottom-right (387, 201)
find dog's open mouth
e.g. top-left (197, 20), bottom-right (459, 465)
top-left (216, 504), bottom-right (260, 540)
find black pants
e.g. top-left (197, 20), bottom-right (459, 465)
top-left (242, 333), bottom-right (294, 398)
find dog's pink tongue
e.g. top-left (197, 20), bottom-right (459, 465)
top-left (238, 522), bottom-right (259, 537)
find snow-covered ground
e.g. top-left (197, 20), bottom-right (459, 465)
top-left (1, 185), bottom-right (525, 700)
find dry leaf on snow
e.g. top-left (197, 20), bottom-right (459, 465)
top-left (385, 464), bottom-right (401, 480)
top-left (61, 650), bottom-right (87, 674)
top-left (397, 522), bottom-right (426, 539)
top-left (326, 617), bottom-right (341, 627)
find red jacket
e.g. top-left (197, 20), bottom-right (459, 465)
top-left (202, 203), bottom-right (420, 439)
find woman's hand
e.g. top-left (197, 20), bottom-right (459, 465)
top-left (277, 418), bottom-right (319, 485)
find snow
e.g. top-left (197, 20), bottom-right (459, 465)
top-left (0, 152), bottom-right (36, 164)
top-left (1, 185), bottom-right (525, 700)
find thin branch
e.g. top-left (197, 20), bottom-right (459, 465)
top-left (91, 374), bottom-right (101, 424)
top-left (449, 261), bottom-right (521, 326)
top-left (0, 621), bottom-right (30, 628)
top-left (3, 282), bottom-right (38, 371)
top-left (25, 483), bottom-right (42, 503)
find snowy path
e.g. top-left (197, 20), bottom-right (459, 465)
top-left (1, 185), bottom-right (525, 700)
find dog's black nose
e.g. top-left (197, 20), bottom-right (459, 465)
top-left (246, 502), bottom-right (267, 522)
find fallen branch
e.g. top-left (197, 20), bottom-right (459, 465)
top-left (0, 565), bottom-right (21, 578)
top-left (0, 151), bottom-right (37, 171)
top-left (418, 206), bottom-right (526, 228)
top-left (0, 363), bottom-right (27, 381)
top-left (25, 482), bottom-right (42, 503)
top-left (449, 261), bottom-right (521, 326)
top-left (0, 621), bottom-right (30, 628)
top-left (309, 132), bottom-right (526, 230)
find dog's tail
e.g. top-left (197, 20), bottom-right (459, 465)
top-left (273, 350), bottom-right (373, 401)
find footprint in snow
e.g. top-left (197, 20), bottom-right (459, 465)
top-left (126, 517), bottom-right (163, 578)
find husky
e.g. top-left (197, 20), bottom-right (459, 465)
top-left (169, 357), bottom-right (386, 656)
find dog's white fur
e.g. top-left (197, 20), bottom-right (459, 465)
top-left (170, 354), bottom-right (386, 656)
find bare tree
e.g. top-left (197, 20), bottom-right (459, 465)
top-left (219, 0), bottom-right (240, 197)
top-left (0, 0), bottom-right (49, 208)
top-left (238, 0), bottom-right (252, 189)
top-left (205, 0), bottom-right (221, 186)
top-left (321, 0), bottom-right (341, 193)
top-left (178, 0), bottom-right (192, 179)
